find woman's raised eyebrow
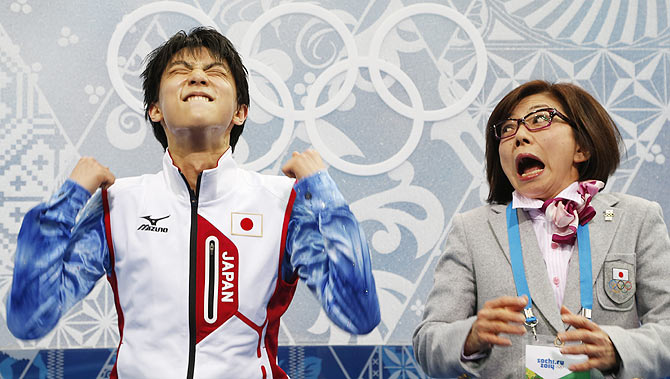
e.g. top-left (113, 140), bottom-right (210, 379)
top-left (526, 104), bottom-right (552, 112)
top-left (507, 104), bottom-right (552, 119)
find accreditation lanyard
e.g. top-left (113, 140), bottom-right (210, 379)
top-left (506, 203), bottom-right (593, 338)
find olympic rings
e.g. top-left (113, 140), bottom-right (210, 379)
top-left (236, 3), bottom-right (485, 174)
top-left (107, 2), bottom-right (488, 175)
top-left (608, 279), bottom-right (632, 293)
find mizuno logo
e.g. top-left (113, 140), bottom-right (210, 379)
top-left (138, 215), bottom-right (170, 233)
top-left (141, 215), bottom-right (170, 225)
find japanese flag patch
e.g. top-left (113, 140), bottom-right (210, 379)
top-left (604, 259), bottom-right (635, 304)
top-left (231, 212), bottom-right (263, 237)
top-left (613, 268), bottom-right (628, 281)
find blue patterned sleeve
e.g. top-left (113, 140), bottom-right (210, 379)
top-left (284, 171), bottom-right (380, 334)
top-left (6, 179), bottom-right (109, 340)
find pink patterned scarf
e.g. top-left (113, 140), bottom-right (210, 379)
top-left (540, 180), bottom-right (604, 245)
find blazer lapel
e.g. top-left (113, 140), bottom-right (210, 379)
top-left (489, 205), bottom-right (564, 333)
top-left (587, 194), bottom-right (623, 287)
top-left (516, 209), bottom-right (565, 333)
top-left (561, 194), bottom-right (622, 317)
top-left (488, 204), bottom-right (511, 266)
top-left (561, 251), bottom-right (581, 317)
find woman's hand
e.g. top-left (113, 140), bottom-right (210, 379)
top-left (463, 295), bottom-right (528, 355)
top-left (557, 306), bottom-right (619, 372)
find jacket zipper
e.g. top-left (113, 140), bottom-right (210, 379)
top-left (183, 173), bottom-right (202, 379)
top-left (207, 240), bottom-right (216, 320)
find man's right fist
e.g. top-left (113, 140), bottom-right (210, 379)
top-left (68, 157), bottom-right (116, 194)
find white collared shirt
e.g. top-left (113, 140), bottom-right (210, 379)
top-left (512, 182), bottom-right (583, 308)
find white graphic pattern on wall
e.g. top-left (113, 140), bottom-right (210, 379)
top-left (0, 0), bottom-right (669, 348)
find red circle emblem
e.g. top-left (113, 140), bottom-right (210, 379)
top-left (240, 217), bottom-right (254, 231)
top-left (618, 272), bottom-right (624, 278)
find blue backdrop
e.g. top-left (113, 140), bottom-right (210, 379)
top-left (1, 0), bottom-right (669, 377)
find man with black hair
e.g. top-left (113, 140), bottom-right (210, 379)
top-left (7, 27), bottom-right (380, 378)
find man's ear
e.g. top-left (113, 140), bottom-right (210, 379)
top-left (148, 103), bottom-right (163, 123)
top-left (574, 145), bottom-right (591, 163)
top-left (232, 104), bottom-right (248, 126)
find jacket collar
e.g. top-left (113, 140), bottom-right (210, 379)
top-left (162, 148), bottom-right (238, 203)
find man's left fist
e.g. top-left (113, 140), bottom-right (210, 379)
top-left (281, 149), bottom-right (325, 180)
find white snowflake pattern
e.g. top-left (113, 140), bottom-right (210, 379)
top-left (84, 85), bottom-right (106, 104)
top-left (57, 27), bottom-right (79, 47)
top-left (10, 0), bottom-right (31, 14)
top-left (410, 299), bottom-right (425, 317)
top-left (646, 144), bottom-right (666, 165)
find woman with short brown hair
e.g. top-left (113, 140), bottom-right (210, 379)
top-left (414, 80), bottom-right (670, 378)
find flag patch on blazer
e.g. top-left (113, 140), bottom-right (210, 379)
top-left (604, 259), bottom-right (635, 304)
top-left (613, 268), bottom-right (628, 281)
top-left (231, 212), bottom-right (263, 237)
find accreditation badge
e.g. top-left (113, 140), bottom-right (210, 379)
top-left (525, 335), bottom-right (590, 379)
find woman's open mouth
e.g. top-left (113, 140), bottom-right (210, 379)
top-left (516, 154), bottom-right (545, 181)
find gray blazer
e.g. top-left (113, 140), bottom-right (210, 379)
top-left (413, 193), bottom-right (670, 378)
